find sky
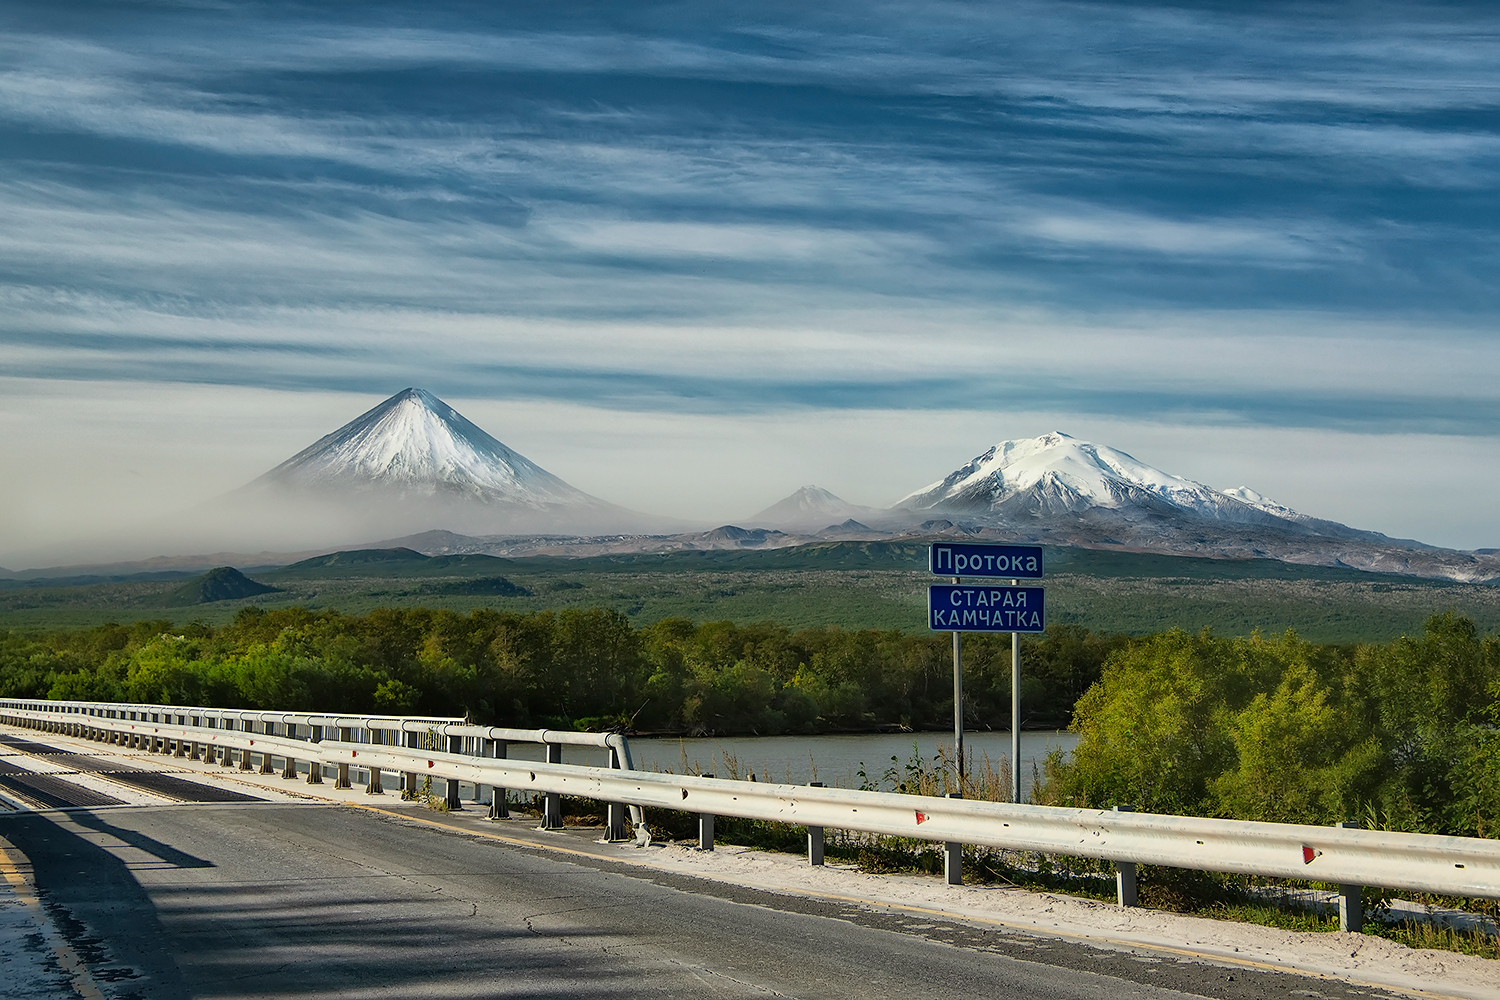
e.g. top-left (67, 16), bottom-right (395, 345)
top-left (3, 0), bottom-right (1500, 564)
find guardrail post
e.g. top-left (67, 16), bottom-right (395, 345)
top-left (488, 739), bottom-right (508, 819)
top-left (306, 725), bottom-right (323, 784)
top-left (335, 727), bottom-right (353, 788)
top-left (944, 792), bottom-right (963, 885)
top-left (238, 724), bottom-right (254, 770)
top-left (541, 743), bottom-right (564, 830)
top-left (698, 774), bottom-right (716, 851)
top-left (807, 782), bottom-right (826, 865)
top-left (258, 723), bottom-right (275, 773)
top-left (174, 734), bottom-right (186, 758)
top-left (365, 728), bottom-right (384, 794)
top-left (281, 723), bottom-right (298, 779)
top-left (402, 730), bottom-right (419, 800)
top-left (1113, 805), bottom-right (1138, 906)
top-left (445, 733), bottom-right (463, 810)
top-left (1337, 821), bottom-right (1364, 932)
top-left (603, 746), bottom-right (630, 841)
top-left (460, 735), bottom-right (482, 802)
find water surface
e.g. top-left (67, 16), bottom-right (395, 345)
top-left (629, 730), bottom-right (1079, 801)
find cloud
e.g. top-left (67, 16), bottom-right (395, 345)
top-left (4, 1), bottom-right (1500, 550)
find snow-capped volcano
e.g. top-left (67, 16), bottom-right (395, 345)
top-left (747, 486), bottom-right (885, 532)
top-left (256, 388), bottom-right (592, 507)
top-left (886, 431), bottom-right (1441, 569)
top-left (896, 431), bottom-right (1288, 523)
top-left (220, 388), bottom-right (662, 542)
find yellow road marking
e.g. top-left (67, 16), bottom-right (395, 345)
top-left (0, 833), bottom-right (107, 1000)
top-left (345, 802), bottom-right (1472, 1000)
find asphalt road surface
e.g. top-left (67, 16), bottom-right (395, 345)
top-left (0, 802), bottom-right (1411, 1000)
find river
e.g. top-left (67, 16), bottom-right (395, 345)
top-left (629, 730), bottom-right (1079, 801)
top-left (495, 730), bottom-right (1078, 802)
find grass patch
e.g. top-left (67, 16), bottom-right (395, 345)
top-left (1367, 921), bottom-right (1500, 960)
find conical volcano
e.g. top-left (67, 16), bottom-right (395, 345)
top-left (215, 389), bottom-right (658, 544)
top-left (256, 388), bottom-right (595, 507)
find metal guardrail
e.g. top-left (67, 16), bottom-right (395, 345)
top-left (3, 698), bottom-right (1498, 919)
top-left (0, 697), bottom-right (644, 840)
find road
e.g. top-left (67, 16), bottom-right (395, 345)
top-left (0, 798), bottom-right (1412, 1000)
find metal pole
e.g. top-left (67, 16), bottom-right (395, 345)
top-left (698, 774), bottom-right (715, 851)
top-left (488, 739), bottom-right (509, 819)
top-left (1337, 820), bottom-right (1364, 932)
top-left (1008, 617), bottom-right (1020, 803)
top-left (1114, 805), bottom-right (1138, 906)
top-left (952, 574), bottom-right (963, 782)
top-left (944, 791), bottom-right (963, 885)
top-left (807, 781), bottom-right (825, 866)
top-left (541, 743), bottom-right (563, 829)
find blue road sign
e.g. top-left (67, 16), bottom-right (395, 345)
top-left (928, 542), bottom-right (1044, 579)
top-left (929, 584), bottom-right (1045, 632)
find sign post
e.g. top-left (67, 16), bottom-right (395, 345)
top-left (928, 543), bottom-right (1044, 802)
top-left (952, 623), bottom-right (963, 778)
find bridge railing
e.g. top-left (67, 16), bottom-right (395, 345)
top-left (0, 697), bottom-right (643, 839)
top-left (3, 697), bottom-right (1498, 927)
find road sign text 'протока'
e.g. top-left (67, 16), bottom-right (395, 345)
top-left (928, 543), bottom-right (1043, 579)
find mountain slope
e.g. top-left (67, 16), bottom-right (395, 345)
top-left (897, 432), bottom-right (1286, 525)
top-left (747, 486), bottom-right (886, 532)
top-left (885, 431), bottom-right (1500, 581)
top-left (160, 567), bottom-right (279, 606)
top-left (255, 388), bottom-right (595, 507)
top-left (219, 388), bottom-right (667, 542)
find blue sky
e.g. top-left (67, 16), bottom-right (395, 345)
top-left (3, 1), bottom-right (1500, 559)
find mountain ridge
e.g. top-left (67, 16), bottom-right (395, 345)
top-left (8, 403), bottom-right (1494, 583)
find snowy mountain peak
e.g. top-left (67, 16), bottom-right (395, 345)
top-left (1220, 486), bottom-right (1301, 518)
top-left (748, 485), bottom-right (883, 532)
top-left (896, 431), bottom-right (1297, 525)
top-left (782, 486), bottom-right (848, 512)
top-left (256, 388), bottom-right (593, 507)
top-left (901, 431), bottom-right (1207, 508)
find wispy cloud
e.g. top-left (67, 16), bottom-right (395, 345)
top-left (5, 0), bottom-right (1500, 550)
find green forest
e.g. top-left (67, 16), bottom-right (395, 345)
top-left (3, 605), bottom-right (1497, 839)
top-left (1039, 612), bottom-right (1500, 839)
top-left (0, 606), bottom-right (1120, 734)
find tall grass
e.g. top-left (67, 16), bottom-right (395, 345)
top-left (1368, 921), bottom-right (1500, 960)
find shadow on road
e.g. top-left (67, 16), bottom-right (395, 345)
top-left (0, 810), bottom-right (194, 999)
